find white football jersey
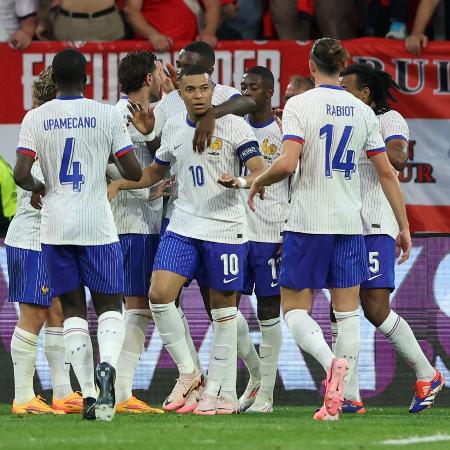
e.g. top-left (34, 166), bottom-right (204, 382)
top-left (241, 116), bottom-right (288, 243)
top-left (283, 85), bottom-right (385, 235)
top-left (155, 112), bottom-right (260, 244)
top-left (154, 84), bottom-right (241, 220)
top-left (108, 97), bottom-right (162, 235)
top-left (4, 163), bottom-right (43, 251)
top-left (359, 109), bottom-right (409, 239)
top-left (17, 96), bottom-right (134, 245)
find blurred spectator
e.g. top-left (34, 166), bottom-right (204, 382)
top-left (124, 0), bottom-right (221, 51)
top-left (385, 0), bottom-right (408, 39)
top-left (0, 0), bottom-right (37, 50)
top-left (405, 0), bottom-right (440, 54)
top-left (218, 0), bottom-right (263, 40)
top-left (270, 0), bottom-right (310, 40)
top-left (284, 75), bottom-right (314, 101)
top-left (0, 154), bottom-right (16, 235)
top-left (37, 0), bottom-right (125, 41)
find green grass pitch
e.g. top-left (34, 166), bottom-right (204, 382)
top-left (1, 405), bottom-right (449, 450)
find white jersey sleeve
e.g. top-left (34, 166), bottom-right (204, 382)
top-left (154, 123), bottom-right (175, 166)
top-left (281, 97), bottom-right (306, 144)
top-left (364, 107), bottom-right (386, 156)
top-left (4, 163), bottom-right (43, 251)
top-left (17, 110), bottom-right (37, 157)
top-left (359, 109), bottom-right (409, 239)
top-left (110, 107), bottom-right (134, 157)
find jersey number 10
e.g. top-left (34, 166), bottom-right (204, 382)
top-left (59, 137), bottom-right (85, 192)
top-left (320, 124), bottom-right (356, 180)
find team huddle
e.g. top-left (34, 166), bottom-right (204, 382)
top-left (6, 38), bottom-right (444, 421)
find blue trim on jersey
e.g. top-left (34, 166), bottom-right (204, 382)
top-left (283, 134), bottom-right (304, 143)
top-left (318, 84), bottom-right (344, 91)
top-left (248, 115), bottom-right (276, 129)
top-left (229, 93), bottom-right (241, 100)
top-left (236, 140), bottom-right (261, 164)
top-left (154, 156), bottom-right (170, 166)
top-left (120, 94), bottom-right (129, 99)
top-left (366, 147), bottom-right (386, 156)
top-left (115, 145), bottom-right (134, 158)
top-left (385, 134), bottom-right (408, 143)
top-left (56, 95), bottom-right (84, 100)
top-left (186, 116), bottom-right (196, 128)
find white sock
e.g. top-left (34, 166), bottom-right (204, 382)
top-left (11, 327), bottom-right (37, 404)
top-left (178, 306), bottom-right (205, 377)
top-left (331, 320), bottom-right (338, 352)
top-left (97, 311), bottom-right (126, 369)
top-left (236, 310), bottom-right (260, 379)
top-left (205, 307), bottom-right (237, 398)
top-left (63, 317), bottom-right (96, 398)
top-left (150, 302), bottom-right (196, 374)
top-left (378, 310), bottom-right (435, 381)
top-left (115, 309), bottom-right (152, 403)
top-left (334, 309), bottom-right (360, 390)
top-left (284, 309), bottom-right (334, 373)
top-left (259, 318), bottom-right (282, 398)
top-left (43, 327), bottom-right (72, 400)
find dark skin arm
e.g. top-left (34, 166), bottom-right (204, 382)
top-left (14, 154), bottom-right (45, 194)
top-left (193, 95), bottom-right (257, 152)
top-left (386, 138), bottom-right (408, 171)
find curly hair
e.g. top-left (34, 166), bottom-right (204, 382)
top-left (32, 66), bottom-right (58, 107)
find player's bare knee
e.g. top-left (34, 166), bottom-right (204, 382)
top-left (18, 304), bottom-right (47, 333)
top-left (209, 289), bottom-right (236, 309)
top-left (257, 296), bottom-right (281, 321)
top-left (149, 284), bottom-right (171, 305)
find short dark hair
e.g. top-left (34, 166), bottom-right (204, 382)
top-left (119, 50), bottom-right (157, 94)
top-left (341, 63), bottom-right (398, 114)
top-left (245, 66), bottom-right (275, 89)
top-left (183, 41), bottom-right (215, 66)
top-left (178, 64), bottom-right (211, 81)
top-left (289, 75), bottom-right (314, 90)
top-left (52, 48), bottom-right (87, 85)
top-left (310, 38), bottom-right (348, 76)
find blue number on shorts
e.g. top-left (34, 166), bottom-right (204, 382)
top-left (188, 165), bottom-right (205, 187)
top-left (320, 124), bottom-right (356, 180)
top-left (59, 138), bottom-right (85, 191)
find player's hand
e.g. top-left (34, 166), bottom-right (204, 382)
top-left (194, 109), bottom-right (215, 153)
top-left (197, 33), bottom-right (218, 48)
top-left (247, 180), bottom-right (265, 212)
top-left (149, 33), bottom-right (173, 52)
top-left (9, 30), bottom-right (32, 50)
top-left (148, 176), bottom-right (176, 201)
top-left (155, 61), bottom-right (175, 95)
top-left (405, 34), bottom-right (428, 55)
top-left (395, 228), bottom-right (412, 264)
top-left (36, 19), bottom-right (54, 40)
top-left (165, 63), bottom-right (178, 91)
top-left (30, 192), bottom-right (44, 210)
top-left (218, 174), bottom-right (240, 189)
top-left (107, 180), bottom-right (123, 201)
top-left (127, 99), bottom-right (155, 136)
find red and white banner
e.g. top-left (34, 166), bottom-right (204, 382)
top-left (0, 38), bottom-right (449, 232)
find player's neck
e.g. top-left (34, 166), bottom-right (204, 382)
top-left (127, 90), bottom-right (151, 109)
top-left (58, 88), bottom-right (83, 97)
top-left (313, 74), bottom-right (339, 88)
top-left (249, 105), bottom-right (273, 126)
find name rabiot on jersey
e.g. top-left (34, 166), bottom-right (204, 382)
top-left (16, 96), bottom-right (134, 246)
top-left (359, 109), bottom-right (409, 240)
top-left (155, 112), bottom-right (260, 244)
top-left (282, 85), bottom-right (386, 235)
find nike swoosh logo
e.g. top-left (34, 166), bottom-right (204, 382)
top-left (271, 282), bottom-right (278, 287)
top-left (223, 277), bottom-right (238, 284)
top-left (174, 144), bottom-right (182, 149)
top-left (368, 274), bottom-right (383, 281)
top-left (215, 357), bottom-right (227, 361)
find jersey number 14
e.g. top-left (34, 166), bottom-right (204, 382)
top-left (320, 124), bottom-right (356, 180)
top-left (59, 138), bottom-right (85, 192)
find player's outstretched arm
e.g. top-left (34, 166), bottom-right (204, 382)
top-left (370, 152), bottom-right (412, 263)
top-left (107, 162), bottom-right (167, 201)
top-left (14, 153), bottom-right (45, 194)
top-left (247, 140), bottom-right (302, 211)
top-left (218, 155), bottom-right (267, 189)
top-left (116, 151), bottom-right (143, 182)
top-left (194, 96), bottom-right (257, 152)
top-left (386, 138), bottom-right (408, 171)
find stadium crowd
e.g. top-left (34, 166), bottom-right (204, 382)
top-left (0, 0), bottom-right (448, 54)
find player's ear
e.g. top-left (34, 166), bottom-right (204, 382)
top-left (267, 87), bottom-right (274, 98)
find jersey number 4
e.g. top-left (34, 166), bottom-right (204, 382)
top-left (320, 124), bottom-right (356, 180)
top-left (59, 138), bottom-right (85, 192)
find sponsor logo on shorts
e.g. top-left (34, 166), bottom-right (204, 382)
top-left (368, 274), bottom-right (383, 281)
top-left (271, 282), bottom-right (278, 288)
top-left (223, 277), bottom-right (238, 284)
top-left (41, 285), bottom-right (49, 295)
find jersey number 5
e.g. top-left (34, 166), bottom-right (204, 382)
top-left (59, 138), bottom-right (85, 192)
top-left (320, 124), bottom-right (356, 180)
